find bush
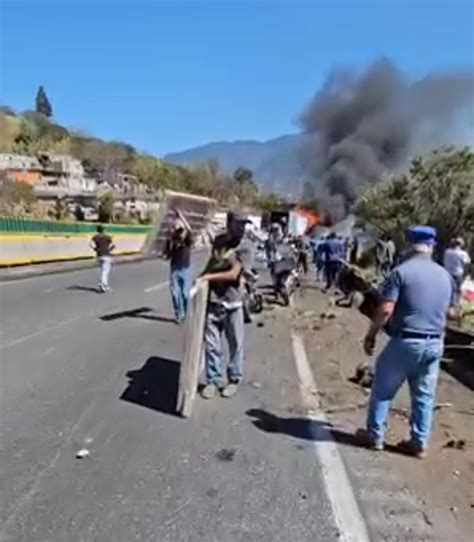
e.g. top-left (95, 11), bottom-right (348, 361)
top-left (355, 147), bottom-right (474, 255)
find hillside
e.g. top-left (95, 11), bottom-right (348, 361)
top-left (165, 134), bottom-right (312, 197)
top-left (0, 108), bottom-right (290, 212)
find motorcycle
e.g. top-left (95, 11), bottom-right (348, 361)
top-left (272, 256), bottom-right (299, 306)
top-left (242, 268), bottom-right (264, 323)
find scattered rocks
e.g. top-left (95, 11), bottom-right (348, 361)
top-left (443, 439), bottom-right (466, 450)
top-left (349, 363), bottom-right (374, 388)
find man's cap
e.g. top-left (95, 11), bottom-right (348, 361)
top-left (407, 225), bottom-right (437, 245)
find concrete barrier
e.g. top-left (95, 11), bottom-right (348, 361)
top-left (0, 233), bottom-right (147, 266)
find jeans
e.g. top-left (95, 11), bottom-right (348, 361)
top-left (170, 266), bottom-right (191, 321)
top-left (315, 258), bottom-right (325, 281)
top-left (367, 336), bottom-right (443, 448)
top-left (204, 304), bottom-right (244, 386)
top-left (98, 256), bottom-right (112, 289)
top-left (451, 274), bottom-right (463, 303)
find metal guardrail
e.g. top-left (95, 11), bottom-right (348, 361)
top-left (0, 217), bottom-right (152, 235)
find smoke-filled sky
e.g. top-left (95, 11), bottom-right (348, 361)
top-left (2, 2), bottom-right (473, 154)
top-left (299, 58), bottom-right (474, 208)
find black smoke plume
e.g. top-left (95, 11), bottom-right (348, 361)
top-left (299, 58), bottom-right (474, 219)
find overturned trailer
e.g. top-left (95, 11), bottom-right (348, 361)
top-left (142, 190), bottom-right (218, 257)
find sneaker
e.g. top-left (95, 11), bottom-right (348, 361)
top-left (221, 383), bottom-right (239, 398)
top-left (200, 384), bottom-right (218, 400)
top-left (397, 439), bottom-right (427, 459)
top-left (356, 429), bottom-right (384, 451)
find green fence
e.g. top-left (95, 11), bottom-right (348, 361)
top-left (0, 217), bottom-right (153, 235)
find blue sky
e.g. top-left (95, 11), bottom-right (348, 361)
top-left (1, 0), bottom-right (473, 155)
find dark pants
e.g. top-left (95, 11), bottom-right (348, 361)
top-left (297, 252), bottom-right (308, 274)
top-left (325, 261), bottom-right (341, 289)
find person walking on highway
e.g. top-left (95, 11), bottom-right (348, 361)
top-left (443, 237), bottom-right (471, 302)
top-left (314, 235), bottom-right (327, 282)
top-left (90, 225), bottom-right (115, 293)
top-left (164, 213), bottom-right (193, 324)
top-left (197, 214), bottom-right (250, 400)
top-left (323, 232), bottom-right (344, 290)
top-left (362, 226), bottom-right (456, 458)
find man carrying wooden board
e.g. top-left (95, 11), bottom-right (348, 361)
top-left (196, 213), bottom-right (251, 399)
top-left (164, 210), bottom-right (193, 324)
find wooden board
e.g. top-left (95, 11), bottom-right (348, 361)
top-left (142, 190), bottom-right (217, 257)
top-left (176, 281), bottom-right (209, 417)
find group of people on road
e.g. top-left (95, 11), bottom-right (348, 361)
top-left (310, 233), bottom-right (357, 290)
top-left (90, 215), bottom-right (471, 458)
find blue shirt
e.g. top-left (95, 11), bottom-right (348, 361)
top-left (381, 254), bottom-right (455, 335)
top-left (323, 239), bottom-right (344, 262)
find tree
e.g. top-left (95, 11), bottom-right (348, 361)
top-left (0, 177), bottom-right (38, 217)
top-left (355, 146), bottom-right (474, 253)
top-left (233, 167), bottom-right (253, 185)
top-left (54, 197), bottom-right (70, 221)
top-left (98, 191), bottom-right (116, 223)
top-left (257, 192), bottom-right (285, 213)
top-left (35, 86), bottom-right (53, 118)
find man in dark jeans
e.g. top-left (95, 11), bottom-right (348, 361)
top-left (324, 232), bottom-right (344, 290)
top-left (197, 214), bottom-right (250, 399)
top-left (90, 225), bottom-right (115, 293)
top-left (164, 214), bottom-right (193, 323)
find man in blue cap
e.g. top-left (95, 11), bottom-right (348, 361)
top-left (362, 225), bottom-right (456, 458)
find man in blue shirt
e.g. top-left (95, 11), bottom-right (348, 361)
top-left (323, 232), bottom-right (344, 290)
top-left (362, 226), bottom-right (456, 458)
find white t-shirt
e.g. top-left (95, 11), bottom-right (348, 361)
top-left (443, 247), bottom-right (471, 277)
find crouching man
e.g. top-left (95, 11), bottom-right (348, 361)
top-left (197, 214), bottom-right (250, 399)
top-left (362, 226), bottom-right (456, 458)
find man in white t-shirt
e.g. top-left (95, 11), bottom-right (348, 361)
top-left (443, 238), bottom-right (471, 298)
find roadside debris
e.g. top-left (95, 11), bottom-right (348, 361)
top-left (421, 511), bottom-right (434, 526)
top-left (251, 382), bottom-right (262, 389)
top-left (215, 447), bottom-right (239, 462)
top-left (75, 448), bottom-right (90, 459)
top-left (349, 363), bottom-right (374, 388)
top-left (434, 402), bottom-right (453, 410)
top-left (443, 439), bottom-right (467, 450)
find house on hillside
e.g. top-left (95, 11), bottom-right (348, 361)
top-left (0, 152), bottom-right (97, 196)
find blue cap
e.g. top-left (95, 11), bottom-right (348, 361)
top-left (407, 225), bottom-right (437, 245)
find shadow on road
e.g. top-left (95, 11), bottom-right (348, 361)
top-left (121, 356), bottom-right (181, 416)
top-left (99, 307), bottom-right (175, 324)
top-left (247, 408), bottom-right (401, 454)
top-left (66, 285), bottom-right (101, 294)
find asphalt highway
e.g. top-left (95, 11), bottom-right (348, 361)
top-left (0, 259), bottom-right (339, 542)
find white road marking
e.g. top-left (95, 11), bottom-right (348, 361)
top-left (144, 281), bottom-right (168, 293)
top-left (0, 315), bottom-right (84, 350)
top-left (291, 333), bottom-right (371, 542)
